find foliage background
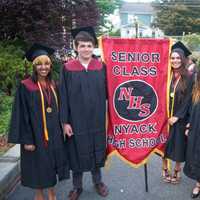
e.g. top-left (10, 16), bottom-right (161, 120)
top-left (0, 0), bottom-right (122, 136)
top-left (152, 0), bottom-right (200, 36)
top-left (0, 92), bottom-right (13, 135)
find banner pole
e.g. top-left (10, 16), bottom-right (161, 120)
top-left (144, 164), bottom-right (149, 192)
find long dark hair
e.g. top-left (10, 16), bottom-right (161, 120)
top-left (192, 71), bottom-right (200, 104)
top-left (170, 49), bottom-right (188, 100)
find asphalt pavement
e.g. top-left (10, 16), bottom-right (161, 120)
top-left (7, 154), bottom-right (195, 200)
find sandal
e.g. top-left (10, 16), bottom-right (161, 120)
top-left (171, 169), bottom-right (181, 184)
top-left (95, 182), bottom-right (109, 197)
top-left (191, 183), bottom-right (200, 199)
top-left (162, 168), bottom-right (171, 183)
top-left (68, 188), bottom-right (83, 200)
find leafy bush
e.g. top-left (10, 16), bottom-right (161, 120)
top-left (52, 58), bottom-right (63, 81)
top-left (0, 39), bottom-right (27, 95)
top-left (0, 92), bottom-right (13, 135)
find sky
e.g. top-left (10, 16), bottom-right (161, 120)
top-left (124, 0), bottom-right (153, 2)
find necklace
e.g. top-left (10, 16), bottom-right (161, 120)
top-left (37, 81), bottom-right (58, 142)
top-left (42, 84), bottom-right (52, 113)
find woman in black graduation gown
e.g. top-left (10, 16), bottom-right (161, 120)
top-left (163, 46), bottom-right (193, 184)
top-left (8, 44), bottom-right (69, 200)
top-left (184, 71), bottom-right (200, 198)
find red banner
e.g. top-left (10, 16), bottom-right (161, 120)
top-left (102, 38), bottom-right (171, 167)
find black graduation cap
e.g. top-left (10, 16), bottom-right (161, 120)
top-left (25, 43), bottom-right (55, 62)
top-left (171, 41), bottom-right (192, 57)
top-left (71, 26), bottom-right (98, 46)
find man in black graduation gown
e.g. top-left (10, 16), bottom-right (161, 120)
top-left (59, 27), bottom-right (108, 200)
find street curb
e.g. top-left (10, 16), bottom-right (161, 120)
top-left (0, 145), bottom-right (20, 200)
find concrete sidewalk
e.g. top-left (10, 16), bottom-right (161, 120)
top-left (7, 154), bottom-right (196, 200)
top-left (0, 145), bottom-right (20, 200)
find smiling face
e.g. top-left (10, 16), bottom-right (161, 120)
top-left (35, 62), bottom-right (51, 79)
top-left (170, 52), bottom-right (182, 69)
top-left (76, 41), bottom-right (94, 61)
top-left (33, 55), bottom-right (52, 80)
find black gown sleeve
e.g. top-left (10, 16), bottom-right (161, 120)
top-left (59, 66), bottom-right (69, 124)
top-left (8, 83), bottom-right (34, 144)
top-left (187, 104), bottom-right (193, 125)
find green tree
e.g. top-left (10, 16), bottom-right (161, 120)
top-left (152, 0), bottom-right (200, 35)
top-left (183, 34), bottom-right (200, 52)
top-left (96, 0), bottom-right (122, 32)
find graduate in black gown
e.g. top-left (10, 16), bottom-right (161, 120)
top-left (59, 27), bottom-right (108, 200)
top-left (8, 44), bottom-right (69, 200)
top-left (162, 42), bottom-right (193, 184)
top-left (184, 71), bottom-right (200, 198)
